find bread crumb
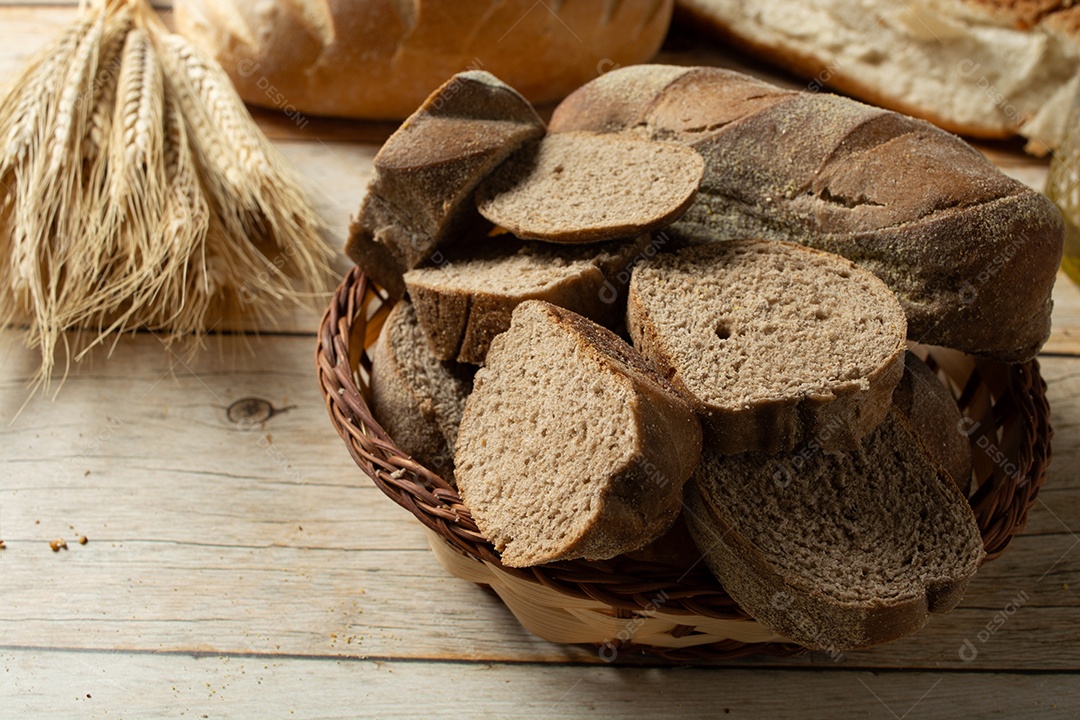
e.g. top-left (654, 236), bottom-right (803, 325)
top-left (78, 535), bottom-right (88, 545)
top-left (0, 540), bottom-right (6, 550)
top-left (49, 538), bottom-right (68, 552)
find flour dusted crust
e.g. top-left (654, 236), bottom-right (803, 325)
top-left (551, 65), bottom-right (1064, 362)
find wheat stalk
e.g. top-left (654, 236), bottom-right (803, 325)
top-left (0, 0), bottom-right (336, 395)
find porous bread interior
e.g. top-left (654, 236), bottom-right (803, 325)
top-left (631, 241), bottom-right (905, 408)
top-left (454, 302), bottom-right (639, 567)
top-left (679, 0), bottom-right (1080, 151)
top-left (404, 238), bottom-right (626, 296)
top-left (694, 412), bottom-right (984, 604)
top-left (384, 301), bottom-right (470, 448)
top-left (478, 132), bottom-right (704, 239)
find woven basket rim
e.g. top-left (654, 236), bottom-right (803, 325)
top-left (315, 266), bottom-right (1054, 659)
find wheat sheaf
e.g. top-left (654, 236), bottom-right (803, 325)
top-left (0, 0), bottom-right (335, 395)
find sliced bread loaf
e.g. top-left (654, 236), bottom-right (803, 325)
top-left (627, 240), bottom-right (907, 454)
top-left (454, 300), bottom-right (702, 568)
top-left (346, 71), bottom-right (545, 298)
top-left (371, 301), bottom-right (474, 480)
top-left (475, 132), bottom-right (704, 243)
top-left (893, 352), bottom-right (973, 496)
top-left (405, 234), bottom-right (652, 364)
top-left (550, 65), bottom-right (1064, 362)
top-left (684, 410), bottom-right (985, 650)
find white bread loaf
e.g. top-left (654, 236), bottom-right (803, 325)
top-left (174, 0), bottom-right (674, 120)
top-left (676, 0), bottom-right (1080, 154)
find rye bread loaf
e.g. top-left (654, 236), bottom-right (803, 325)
top-left (627, 240), bottom-right (907, 454)
top-left (455, 300), bottom-right (703, 567)
top-left (371, 301), bottom-right (474, 481)
top-left (684, 410), bottom-right (986, 650)
top-left (893, 351), bottom-right (973, 496)
top-left (346, 71), bottom-right (545, 298)
top-left (405, 234), bottom-right (652, 364)
top-left (476, 132), bottom-right (704, 243)
top-left (550, 65), bottom-right (1064, 363)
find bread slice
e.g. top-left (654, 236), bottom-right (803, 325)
top-left (893, 351), bottom-right (973, 496)
top-left (627, 240), bottom-right (907, 454)
top-left (475, 132), bottom-right (704, 243)
top-left (371, 301), bottom-right (474, 480)
top-left (345, 71), bottom-right (545, 298)
top-left (454, 300), bottom-right (702, 568)
top-left (405, 234), bottom-right (652, 364)
top-left (684, 410), bottom-right (985, 650)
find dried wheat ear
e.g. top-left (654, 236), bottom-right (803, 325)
top-left (0, 0), bottom-right (335, 396)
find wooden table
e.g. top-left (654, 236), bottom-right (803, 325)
top-left (2, 4), bottom-right (1078, 718)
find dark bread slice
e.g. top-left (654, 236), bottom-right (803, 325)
top-left (405, 234), bottom-right (651, 364)
top-left (550, 65), bottom-right (1064, 362)
top-left (893, 351), bottom-right (973, 496)
top-left (628, 240), bottom-right (907, 454)
top-left (371, 301), bottom-right (474, 481)
top-left (454, 300), bottom-right (703, 568)
top-left (346, 71), bottom-right (545, 298)
top-left (684, 410), bottom-right (985, 650)
top-left (475, 132), bottom-right (704, 243)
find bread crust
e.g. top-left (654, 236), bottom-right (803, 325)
top-left (551, 65), bottom-right (1064, 362)
top-left (346, 71), bottom-right (545, 298)
top-left (405, 236), bottom-right (651, 364)
top-left (674, 1), bottom-right (1080, 149)
top-left (684, 411), bottom-right (984, 650)
top-left (892, 352), bottom-right (974, 495)
top-left (454, 301), bottom-right (702, 567)
top-left (175, 0), bottom-right (674, 120)
top-left (627, 240), bottom-right (908, 454)
top-left (371, 302), bottom-right (473, 480)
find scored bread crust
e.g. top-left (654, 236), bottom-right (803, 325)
top-left (174, 0), bottom-right (674, 120)
top-left (627, 240), bottom-right (908, 454)
top-left (550, 65), bottom-right (1064, 362)
top-left (684, 411), bottom-right (985, 650)
top-left (454, 301), bottom-right (703, 567)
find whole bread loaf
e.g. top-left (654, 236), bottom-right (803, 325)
top-left (551, 65), bottom-right (1064, 363)
top-left (455, 300), bottom-right (702, 567)
top-left (174, 0), bottom-right (674, 120)
top-left (685, 410), bottom-right (985, 650)
top-left (676, 0), bottom-right (1080, 153)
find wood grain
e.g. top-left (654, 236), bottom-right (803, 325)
top-left (1, 334), bottom-right (1077, 670)
top-left (2, 649), bottom-right (1077, 720)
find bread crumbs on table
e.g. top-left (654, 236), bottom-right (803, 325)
top-left (49, 539), bottom-right (68, 552)
top-left (78, 536), bottom-right (88, 545)
top-left (0, 540), bottom-right (6, 550)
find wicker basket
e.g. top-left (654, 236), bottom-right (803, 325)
top-left (315, 267), bottom-right (1054, 661)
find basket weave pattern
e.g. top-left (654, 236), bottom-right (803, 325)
top-left (316, 267), bottom-right (1053, 661)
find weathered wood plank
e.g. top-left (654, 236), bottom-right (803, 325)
top-left (1, 335), bottom-right (1077, 669)
top-left (2, 649), bottom-right (1078, 720)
